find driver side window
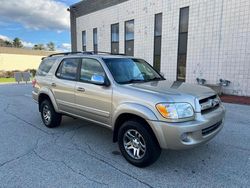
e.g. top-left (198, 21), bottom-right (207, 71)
top-left (80, 58), bottom-right (105, 83)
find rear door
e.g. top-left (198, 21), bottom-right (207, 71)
top-left (51, 58), bottom-right (80, 113)
top-left (74, 58), bottom-right (112, 127)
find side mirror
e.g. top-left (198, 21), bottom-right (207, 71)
top-left (91, 75), bottom-right (106, 85)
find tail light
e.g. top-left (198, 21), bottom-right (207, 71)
top-left (32, 79), bottom-right (37, 87)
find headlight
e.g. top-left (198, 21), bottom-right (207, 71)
top-left (156, 103), bottom-right (194, 119)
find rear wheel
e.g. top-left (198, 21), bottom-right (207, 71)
top-left (118, 119), bottom-right (161, 167)
top-left (40, 100), bottom-right (62, 128)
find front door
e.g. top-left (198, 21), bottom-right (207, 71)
top-left (75, 58), bottom-right (112, 127)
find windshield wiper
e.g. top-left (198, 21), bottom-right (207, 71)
top-left (146, 77), bottom-right (164, 82)
top-left (119, 79), bottom-right (145, 84)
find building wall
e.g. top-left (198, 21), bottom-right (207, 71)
top-left (74, 0), bottom-right (250, 96)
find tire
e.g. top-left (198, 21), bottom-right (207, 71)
top-left (40, 100), bottom-right (62, 128)
top-left (118, 119), bottom-right (161, 167)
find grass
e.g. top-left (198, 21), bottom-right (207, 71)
top-left (0, 77), bottom-right (16, 83)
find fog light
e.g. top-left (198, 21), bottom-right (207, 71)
top-left (181, 133), bottom-right (190, 142)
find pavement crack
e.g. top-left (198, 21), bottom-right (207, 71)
top-left (33, 150), bottom-right (108, 186)
top-left (70, 143), bottom-right (154, 188)
top-left (3, 104), bottom-right (51, 135)
top-left (0, 138), bottom-right (40, 169)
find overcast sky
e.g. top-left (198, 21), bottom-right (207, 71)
top-left (0, 0), bottom-right (79, 51)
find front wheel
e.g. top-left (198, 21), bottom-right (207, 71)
top-left (40, 100), bottom-right (62, 128)
top-left (118, 120), bottom-right (161, 167)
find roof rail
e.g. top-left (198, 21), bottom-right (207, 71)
top-left (46, 51), bottom-right (127, 58)
top-left (48, 51), bottom-right (83, 57)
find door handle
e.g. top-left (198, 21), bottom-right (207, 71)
top-left (77, 87), bottom-right (85, 92)
top-left (51, 83), bottom-right (56, 87)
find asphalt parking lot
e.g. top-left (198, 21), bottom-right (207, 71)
top-left (0, 84), bottom-right (249, 188)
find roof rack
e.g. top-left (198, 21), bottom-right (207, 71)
top-left (46, 51), bottom-right (126, 58)
top-left (48, 51), bottom-right (84, 57)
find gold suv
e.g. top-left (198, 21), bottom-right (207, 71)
top-left (33, 52), bottom-right (225, 167)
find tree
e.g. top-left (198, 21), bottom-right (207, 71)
top-left (0, 39), bottom-right (12, 47)
top-left (33, 44), bottom-right (45, 50)
top-left (47, 42), bottom-right (55, 51)
top-left (13, 38), bottom-right (23, 48)
top-left (4, 41), bottom-right (13, 47)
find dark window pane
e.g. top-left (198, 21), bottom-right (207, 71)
top-left (93, 28), bottom-right (98, 53)
top-left (111, 23), bottom-right (119, 42)
top-left (125, 40), bottom-right (134, 56)
top-left (82, 31), bottom-right (86, 48)
top-left (56, 59), bottom-right (79, 81)
top-left (153, 55), bottom-right (161, 72)
top-left (83, 46), bottom-right (86, 51)
top-left (94, 44), bottom-right (98, 53)
top-left (178, 33), bottom-right (188, 54)
top-left (177, 7), bottom-right (189, 81)
top-left (179, 7), bottom-right (189, 33)
top-left (154, 36), bottom-right (162, 56)
top-left (153, 35), bottom-right (162, 72)
top-left (125, 20), bottom-right (134, 41)
top-left (155, 13), bottom-right (162, 37)
top-left (111, 42), bottom-right (119, 54)
top-left (80, 58), bottom-right (105, 82)
top-left (153, 13), bottom-right (162, 72)
top-left (177, 55), bottom-right (186, 81)
top-left (93, 28), bottom-right (97, 45)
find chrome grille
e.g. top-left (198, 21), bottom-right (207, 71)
top-left (199, 95), bottom-right (220, 113)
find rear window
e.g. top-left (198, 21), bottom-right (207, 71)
top-left (36, 59), bottom-right (54, 76)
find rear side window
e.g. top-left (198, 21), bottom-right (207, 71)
top-left (56, 58), bottom-right (80, 81)
top-left (37, 59), bottom-right (54, 76)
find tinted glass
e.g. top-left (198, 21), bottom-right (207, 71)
top-left (111, 23), bottom-right (119, 42)
top-left (37, 59), bottom-right (54, 76)
top-left (93, 28), bottom-right (98, 53)
top-left (125, 40), bottom-right (134, 56)
top-left (155, 13), bottom-right (162, 37)
top-left (56, 58), bottom-right (79, 80)
top-left (103, 58), bottom-right (163, 84)
top-left (125, 20), bottom-right (134, 41)
top-left (93, 28), bottom-right (97, 45)
top-left (179, 7), bottom-right (189, 33)
top-left (82, 31), bottom-right (86, 46)
top-left (178, 33), bottom-right (188, 54)
top-left (111, 42), bottom-right (119, 54)
top-left (177, 7), bottom-right (189, 82)
top-left (153, 36), bottom-right (162, 72)
top-left (80, 58), bottom-right (105, 82)
top-left (177, 55), bottom-right (186, 81)
top-left (82, 31), bottom-right (86, 51)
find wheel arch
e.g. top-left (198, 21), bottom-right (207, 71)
top-left (38, 89), bottom-right (59, 112)
top-left (112, 113), bottom-right (160, 148)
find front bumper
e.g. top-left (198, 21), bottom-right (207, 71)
top-left (147, 105), bottom-right (226, 150)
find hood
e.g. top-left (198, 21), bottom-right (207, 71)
top-left (127, 80), bottom-right (215, 100)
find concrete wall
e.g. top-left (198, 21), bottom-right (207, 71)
top-left (0, 47), bottom-right (54, 71)
top-left (74, 0), bottom-right (250, 96)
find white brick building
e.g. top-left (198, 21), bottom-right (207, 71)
top-left (70, 0), bottom-right (250, 96)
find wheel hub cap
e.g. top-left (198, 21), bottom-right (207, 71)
top-left (43, 105), bottom-right (51, 125)
top-left (123, 129), bottom-right (146, 160)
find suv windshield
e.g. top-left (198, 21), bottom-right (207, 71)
top-left (103, 58), bottom-right (164, 84)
